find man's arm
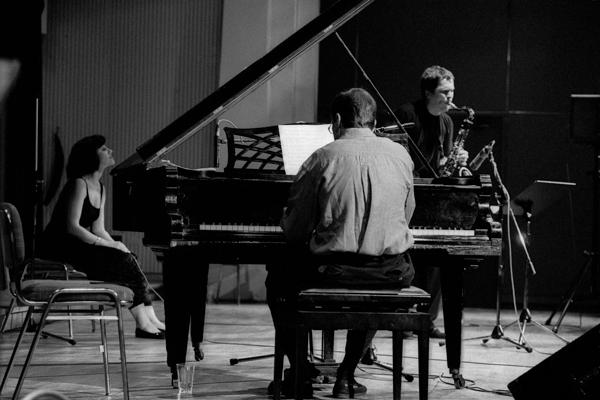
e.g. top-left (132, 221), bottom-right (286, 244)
top-left (405, 179), bottom-right (415, 224)
top-left (280, 155), bottom-right (321, 245)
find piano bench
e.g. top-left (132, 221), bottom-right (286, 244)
top-left (272, 286), bottom-right (431, 400)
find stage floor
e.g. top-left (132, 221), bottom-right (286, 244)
top-left (1, 303), bottom-right (598, 399)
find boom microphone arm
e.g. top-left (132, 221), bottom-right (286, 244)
top-left (334, 32), bottom-right (439, 178)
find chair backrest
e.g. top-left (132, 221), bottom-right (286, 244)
top-left (0, 202), bottom-right (26, 289)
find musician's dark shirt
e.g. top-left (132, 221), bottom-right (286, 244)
top-left (396, 99), bottom-right (454, 176)
top-left (282, 127), bottom-right (415, 256)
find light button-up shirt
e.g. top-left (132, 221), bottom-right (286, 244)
top-left (282, 128), bottom-right (415, 256)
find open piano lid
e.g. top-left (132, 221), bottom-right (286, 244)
top-left (111, 0), bottom-right (376, 176)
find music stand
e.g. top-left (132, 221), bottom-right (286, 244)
top-left (546, 94), bottom-right (600, 332)
top-left (506, 180), bottom-right (575, 346)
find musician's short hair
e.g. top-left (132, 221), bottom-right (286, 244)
top-left (66, 135), bottom-right (106, 179)
top-left (331, 88), bottom-right (377, 129)
top-left (420, 65), bottom-right (454, 98)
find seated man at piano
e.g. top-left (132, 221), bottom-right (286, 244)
top-left (266, 87), bottom-right (416, 398)
top-left (394, 65), bottom-right (470, 339)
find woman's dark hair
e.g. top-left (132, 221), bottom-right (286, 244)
top-left (330, 88), bottom-right (377, 129)
top-left (66, 135), bottom-right (106, 179)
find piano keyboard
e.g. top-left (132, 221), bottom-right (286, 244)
top-left (191, 223), bottom-right (475, 237)
top-left (411, 227), bottom-right (475, 237)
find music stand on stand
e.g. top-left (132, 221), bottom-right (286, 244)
top-left (506, 180), bottom-right (575, 346)
top-left (546, 94), bottom-right (600, 333)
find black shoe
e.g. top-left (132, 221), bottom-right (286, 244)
top-left (135, 328), bottom-right (165, 339)
top-left (193, 343), bottom-right (204, 361)
top-left (332, 377), bottom-right (367, 398)
top-left (429, 327), bottom-right (446, 339)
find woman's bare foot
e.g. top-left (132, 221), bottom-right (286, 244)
top-left (145, 305), bottom-right (166, 331)
top-left (130, 304), bottom-right (161, 333)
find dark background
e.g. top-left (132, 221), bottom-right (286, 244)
top-left (318, 0), bottom-right (600, 309)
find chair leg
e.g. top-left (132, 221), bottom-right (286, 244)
top-left (273, 328), bottom-right (285, 400)
top-left (417, 329), bottom-right (429, 400)
top-left (12, 305), bottom-right (53, 400)
top-left (0, 307), bottom-right (33, 394)
top-left (0, 297), bottom-right (16, 334)
top-left (115, 303), bottom-right (129, 400)
top-left (67, 305), bottom-right (74, 339)
top-left (392, 330), bottom-right (404, 400)
top-left (99, 306), bottom-right (111, 395)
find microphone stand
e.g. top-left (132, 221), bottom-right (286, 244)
top-left (465, 149), bottom-right (531, 351)
top-left (489, 150), bottom-right (569, 348)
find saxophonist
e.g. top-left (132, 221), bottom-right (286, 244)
top-left (396, 65), bottom-right (470, 339)
top-left (396, 65), bottom-right (469, 177)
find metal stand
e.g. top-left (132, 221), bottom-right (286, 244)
top-left (230, 330), bottom-right (316, 366)
top-left (466, 254), bottom-right (531, 352)
top-left (546, 250), bottom-right (595, 333)
top-left (25, 316), bottom-right (76, 346)
top-left (464, 150), bottom-right (530, 351)
top-left (360, 344), bottom-right (415, 382)
top-left (546, 139), bottom-right (600, 331)
top-left (504, 191), bottom-right (570, 346)
top-left (230, 352), bottom-right (273, 366)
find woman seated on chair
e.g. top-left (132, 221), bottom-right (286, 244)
top-left (37, 135), bottom-right (165, 339)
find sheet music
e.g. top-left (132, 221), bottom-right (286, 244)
top-left (279, 124), bottom-right (333, 175)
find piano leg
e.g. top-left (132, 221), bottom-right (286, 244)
top-left (163, 248), bottom-right (209, 377)
top-left (440, 258), bottom-right (466, 389)
top-left (191, 261), bottom-right (209, 361)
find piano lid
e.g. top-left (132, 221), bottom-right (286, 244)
top-left (112, 0), bottom-right (376, 175)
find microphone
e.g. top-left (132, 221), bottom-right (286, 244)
top-left (376, 122), bottom-right (415, 132)
top-left (469, 140), bottom-right (495, 171)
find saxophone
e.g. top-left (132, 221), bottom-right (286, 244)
top-left (439, 103), bottom-right (475, 177)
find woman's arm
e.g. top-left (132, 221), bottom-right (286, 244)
top-left (91, 187), bottom-right (114, 242)
top-left (90, 184), bottom-right (130, 253)
top-left (64, 179), bottom-right (127, 252)
top-left (64, 179), bottom-right (100, 243)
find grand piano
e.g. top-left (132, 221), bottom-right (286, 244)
top-left (111, 0), bottom-right (502, 387)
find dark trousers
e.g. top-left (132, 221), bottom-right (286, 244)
top-left (414, 264), bottom-right (441, 323)
top-left (38, 233), bottom-right (152, 307)
top-left (266, 249), bottom-right (414, 379)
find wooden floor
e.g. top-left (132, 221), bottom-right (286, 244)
top-left (1, 303), bottom-right (598, 399)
